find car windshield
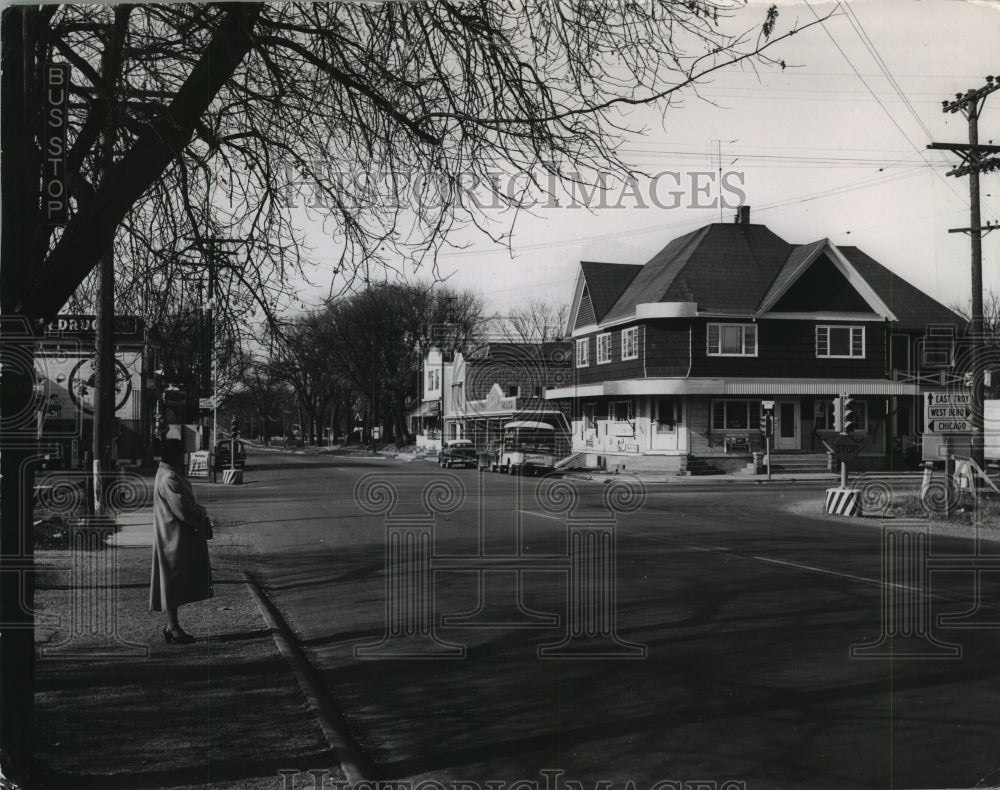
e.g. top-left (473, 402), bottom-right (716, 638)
top-left (503, 429), bottom-right (554, 453)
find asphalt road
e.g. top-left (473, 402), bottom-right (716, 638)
top-left (204, 449), bottom-right (1000, 790)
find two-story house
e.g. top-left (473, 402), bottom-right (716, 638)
top-left (546, 208), bottom-right (966, 474)
top-left (410, 346), bottom-right (453, 452)
top-left (447, 342), bottom-right (573, 453)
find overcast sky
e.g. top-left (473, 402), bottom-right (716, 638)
top-left (300, 0), bottom-right (1000, 319)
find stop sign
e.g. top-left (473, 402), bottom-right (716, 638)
top-left (833, 435), bottom-right (861, 463)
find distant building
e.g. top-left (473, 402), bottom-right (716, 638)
top-left (447, 342), bottom-right (573, 454)
top-left (412, 342), bottom-right (573, 454)
top-left (546, 208), bottom-right (966, 474)
top-left (411, 346), bottom-right (452, 452)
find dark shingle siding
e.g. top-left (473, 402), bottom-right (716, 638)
top-left (575, 287), bottom-right (596, 328)
top-left (759, 240), bottom-right (826, 310)
top-left (773, 255), bottom-right (872, 312)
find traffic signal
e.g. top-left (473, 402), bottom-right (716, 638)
top-left (759, 410), bottom-right (773, 437)
top-left (842, 396), bottom-right (857, 434)
top-left (832, 397), bottom-right (842, 433)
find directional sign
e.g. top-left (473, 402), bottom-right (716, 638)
top-left (925, 391), bottom-right (974, 433)
top-left (927, 419), bottom-right (972, 433)
top-left (927, 404), bottom-right (972, 420)
top-left (927, 391), bottom-right (972, 406)
top-left (198, 396), bottom-right (217, 410)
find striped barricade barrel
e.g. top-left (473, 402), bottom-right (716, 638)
top-left (825, 487), bottom-right (860, 516)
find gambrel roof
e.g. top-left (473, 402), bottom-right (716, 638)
top-left (568, 220), bottom-right (965, 332)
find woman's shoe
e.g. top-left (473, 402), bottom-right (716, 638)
top-left (163, 628), bottom-right (195, 644)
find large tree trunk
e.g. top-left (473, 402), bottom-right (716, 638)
top-left (2, 8), bottom-right (39, 784)
top-left (0, 325), bottom-right (39, 787)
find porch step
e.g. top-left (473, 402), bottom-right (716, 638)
top-left (766, 454), bottom-right (831, 474)
top-left (685, 455), bottom-right (725, 476)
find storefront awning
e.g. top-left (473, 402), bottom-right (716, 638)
top-left (723, 379), bottom-right (920, 395)
top-left (546, 378), bottom-right (921, 398)
top-left (409, 401), bottom-right (440, 418)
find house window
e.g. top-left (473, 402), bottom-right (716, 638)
top-left (656, 398), bottom-right (678, 433)
top-left (814, 399), bottom-right (835, 430)
top-left (507, 385), bottom-right (519, 398)
top-left (576, 338), bottom-right (589, 367)
top-left (596, 333), bottom-right (612, 364)
top-left (583, 402), bottom-right (596, 431)
top-left (621, 327), bottom-right (638, 361)
top-left (816, 325), bottom-right (865, 358)
top-left (612, 400), bottom-right (634, 422)
top-left (707, 323), bottom-right (757, 356)
top-left (846, 400), bottom-right (867, 431)
top-left (711, 400), bottom-right (761, 431)
top-left (922, 325), bottom-right (955, 368)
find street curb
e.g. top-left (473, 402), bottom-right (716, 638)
top-left (559, 472), bottom-right (837, 485)
top-left (242, 571), bottom-right (375, 784)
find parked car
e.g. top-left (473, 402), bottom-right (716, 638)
top-left (214, 438), bottom-right (247, 470)
top-left (438, 439), bottom-right (478, 469)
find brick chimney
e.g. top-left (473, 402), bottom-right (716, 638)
top-left (734, 205), bottom-right (751, 225)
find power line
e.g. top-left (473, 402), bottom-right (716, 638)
top-left (802, 0), bottom-right (968, 207)
top-left (841, 3), bottom-right (935, 141)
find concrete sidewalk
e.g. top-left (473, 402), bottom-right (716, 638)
top-left (32, 517), bottom-right (343, 789)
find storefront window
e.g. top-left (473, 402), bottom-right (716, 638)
top-left (711, 400), bottom-right (761, 431)
top-left (613, 400), bottom-right (634, 421)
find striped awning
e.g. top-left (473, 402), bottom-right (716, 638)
top-left (547, 377), bottom-right (921, 398)
top-left (724, 379), bottom-right (920, 395)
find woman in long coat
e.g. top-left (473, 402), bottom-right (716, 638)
top-left (150, 439), bottom-right (213, 643)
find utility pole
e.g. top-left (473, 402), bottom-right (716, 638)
top-left (184, 234), bottom-right (241, 479)
top-left (928, 76), bottom-right (1000, 471)
top-left (92, 19), bottom-right (127, 515)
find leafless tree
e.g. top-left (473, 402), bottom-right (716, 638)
top-left (492, 299), bottom-right (570, 343)
top-left (318, 283), bottom-right (484, 444)
top-left (951, 290), bottom-right (1000, 339)
top-left (6, 2), bottom-right (829, 326)
top-left (266, 311), bottom-right (354, 445)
